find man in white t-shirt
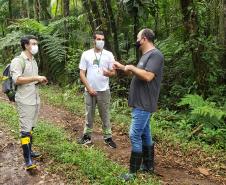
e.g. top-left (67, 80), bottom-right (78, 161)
top-left (78, 31), bottom-right (117, 148)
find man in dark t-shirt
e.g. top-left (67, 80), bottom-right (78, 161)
top-left (114, 28), bottom-right (164, 180)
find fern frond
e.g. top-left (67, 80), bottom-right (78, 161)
top-left (0, 0), bottom-right (8, 7)
top-left (179, 94), bottom-right (226, 121)
top-left (8, 19), bottom-right (47, 34)
top-left (41, 34), bottom-right (67, 75)
top-left (192, 106), bottom-right (226, 120)
top-left (178, 94), bottom-right (207, 109)
top-left (0, 31), bottom-right (23, 50)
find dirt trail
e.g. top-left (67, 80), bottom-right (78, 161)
top-left (38, 100), bottom-right (226, 185)
top-left (0, 91), bottom-right (226, 185)
top-left (0, 127), bottom-right (65, 185)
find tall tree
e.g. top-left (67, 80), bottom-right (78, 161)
top-left (222, 0), bottom-right (226, 78)
top-left (104, 0), bottom-right (121, 60)
top-left (63, 0), bottom-right (69, 17)
top-left (40, 0), bottom-right (51, 20)
top-left (89, 0), bottom-right (112, 51)
top-left (8, 0), bottom-right (12, 20)
top-left (82, 0), bottom-right (95, 31)
top-left (34, 0), bottom-right (41, 21)
top-left (180, 0), bottom-right (208, 95)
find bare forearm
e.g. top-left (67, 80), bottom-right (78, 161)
top-left (16, 76), bottom-right (38, 85)
top-left (117, 65), bottom-right (132, 75)
top-left (80, 73), bottom-right (92, 91)
top-left (127, 65), bottom-right (155, 81)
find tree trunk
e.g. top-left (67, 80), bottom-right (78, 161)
top-left (8, 0), bottom-right (13, 20)
top-left (134, 7), bottom-right (139, 63)
top-left (181, 0), bottom-right (193, 40)
top-left (63, 0), bottom-right (70, 17)
top-left (26, 0), bottom-right (30, 18)
top-left (82, 0), bottom-right (95, 31)
top-left (63, 0), bottom-right (70, 46)
top-left (34, 0), bottom-right (41, 21)
top-left (105, 0), bottom-right (121, 60)
top-left (58, 0), bottom-right (70, 85)
top-left (180, 0), bottom-right (208, 96)
top-left (40, 0), bottom-right (51, 20)
top-left (223, 0), bottom-right (226, 46)
top-left (20, 0), bottom-right (25, 18)
top-left (99, 0), bottom-right (116, 54)
top-left (222, 0), bottom-right (226, 79)
top-left (89, 0), bottom-right (101, 28)
top-left (89, 0), bottom-right (112, 51)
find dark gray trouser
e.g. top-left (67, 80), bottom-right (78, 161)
top-left (83, 89), bottom-right (112, 139)
top-left (16, 103), bottom-right (40, 132)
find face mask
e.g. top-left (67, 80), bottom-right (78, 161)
top-left (95, 40), bottom-right (105, 50)
top-left (135, 40), bottom-right (141, 49)
top-left (31, 45), bottom-right (39, 55)
top-left (135, 37), bottom-right (145, 49)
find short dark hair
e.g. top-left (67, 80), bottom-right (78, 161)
top-left (93, 31), bottom-right (104, 39)
top-left (20, 35), bottom-right (38, 50)
top-left (141, 29), bottom-right (155, 43)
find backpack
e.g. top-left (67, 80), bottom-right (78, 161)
top-left (2, 56), bottom-right (26, 102)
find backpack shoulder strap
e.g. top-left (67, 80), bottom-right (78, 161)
top-left (15, 56), bottom-right (26, 74)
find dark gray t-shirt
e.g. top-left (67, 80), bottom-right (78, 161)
top-left (128, 48), bottom-right (164, 112)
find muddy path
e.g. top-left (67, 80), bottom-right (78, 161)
top-left (0, 91), bottom-right (226, 185)
top-left (0, 126), bottom-right (66, 185)
top-left (38, 98), bottom-right (226, 185)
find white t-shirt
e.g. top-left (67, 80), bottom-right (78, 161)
top-left (79, 48), bottom-right (115, 91)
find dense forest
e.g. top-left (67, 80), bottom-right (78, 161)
top-left (0, 0), bottom-right (226, 184)
top-left (1, 0), bottom-right (225, 147)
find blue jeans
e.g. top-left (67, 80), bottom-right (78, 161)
top-left (129, 108), bottom-right (153, 153)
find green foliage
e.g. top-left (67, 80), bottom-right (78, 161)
top-left (40, 85), bottom-right (132, 127)
top-left (157, 33), bottom-right (195, 109)
top-left (0, 17), bottom-right (86, 82)
top-left (66, 47), bottom-right (83, 83)
top-left (178, 94), bottom-right (226, 120)
top-left (178, 94), bottom-right (226, 149)
top-left (8, 19), bottom-right (47, 34)
top-left (122, 0), bottom-right (158, 17)
top-left (40, 85), bottom-right (84, 116)
top-left (41, 34), bottom-right (67, 76)
top-left (0, 99), bottom-right (159, 185)
top-left (0, 31), bottom-right (24, 50)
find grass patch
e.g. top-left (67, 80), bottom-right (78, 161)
top-left (40, 85), bottom-right (131, 128)
top-left (0, 101), bottom-right (160, 185)
top-left (40, 85), bottom-right (226, 176)
top-left (40, 86), bottom-right (226, 151)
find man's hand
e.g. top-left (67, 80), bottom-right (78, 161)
top-left (113, 61), bottom-right (125, 71)
top-left (87, 87), bottom-right (97, 96)
top-left (102, 68), bottom-right (115, 77)
top-left (103, 68), bottom-right (111, 77)
top-left (124, 65), bottom-right (134, 72)
top-left (36, 76), bottom-right (48, 84)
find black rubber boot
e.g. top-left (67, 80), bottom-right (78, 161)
top-left (29, 130), bottom-right (41, 158)
top-left (141, 143), bottom-right (154, 172)
top-left (120, 151), bottom-right (142, 181)
top-left (21, 132), bottom-right (36, 170)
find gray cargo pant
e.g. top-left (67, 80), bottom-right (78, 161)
top-left (16, 103), bottom-right (40, 132)
top-left (83, 89), bottom-right (112, 139)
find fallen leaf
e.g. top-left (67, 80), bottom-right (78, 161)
top-left (198, 167), bottom-right (210, 176)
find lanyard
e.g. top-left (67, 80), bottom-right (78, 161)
top-left (94, 51), bottom-right (102, 67)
